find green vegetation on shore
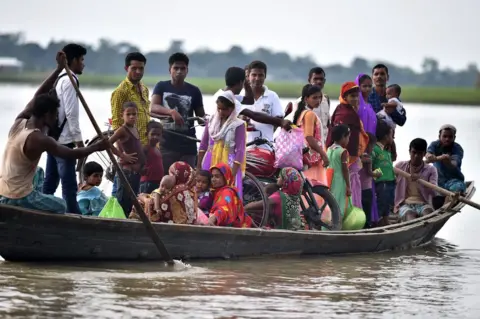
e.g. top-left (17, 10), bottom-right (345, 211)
top-left (1, 72), bottom-right (479, 105)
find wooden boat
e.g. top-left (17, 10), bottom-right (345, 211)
top-left (0, 182), bottom-right (475, 262)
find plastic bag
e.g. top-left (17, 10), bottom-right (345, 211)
top-left (274, 127), bottom-right (304, 170)
top-left (342, 197), bottom-right (366, 230)
top-left (98, 197), bottom-right (126, 219)
top-left (195, 208), bottom-right (209, 225)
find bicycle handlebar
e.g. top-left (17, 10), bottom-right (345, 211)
top-left (246, 138), bottom-right (274, 150)
top-left (149, 113), bottom-right (207, 123)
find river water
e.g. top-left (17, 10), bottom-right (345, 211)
top-left (0, 84), bottom-right (479, 318)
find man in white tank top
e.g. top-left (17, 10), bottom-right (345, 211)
top-left (0, 52), bottom-right (109, 213)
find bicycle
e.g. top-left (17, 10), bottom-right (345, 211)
top-left (245, 131), bottom-right (342, 231)
top-left (78, 114), bottom-right (271, 228)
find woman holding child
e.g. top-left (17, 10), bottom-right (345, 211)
top-left (131, 161), bottom-right (197, 224)
top-left (197, 90), bottom-right (246, 196)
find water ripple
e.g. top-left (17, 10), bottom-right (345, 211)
top-left (1, 239), bottom-right (480, 318)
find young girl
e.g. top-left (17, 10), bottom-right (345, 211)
top-left (140, 121), bottom-right (164, 194)
top-left (197, 90), bottom-right (246, 197)
top-left (77, 161), bottom-right (108, 216)
top-left (292, 84), bottom-right (329, 181)
top-left (359, 133), bottom-right (382, 228)
top-left (355, 74), bottom-right (377, 135)
top-left (196, 170), bottom-right (213, 215)
top-left (109, 101), bottom-right (145, 217)
top-left (327, 124), bottom-right (351, 221)
top-left (372, 121), bottom-right (395, 226)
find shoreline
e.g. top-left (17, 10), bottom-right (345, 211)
top-left (1, 72), bottom-right (479, 106)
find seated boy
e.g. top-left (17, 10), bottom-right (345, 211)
top-left (425, 124), bottom-right (466, 194)
top-left (394, 138), bottom-right (437, 221)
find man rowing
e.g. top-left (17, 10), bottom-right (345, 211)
top-left (0, 52), bottom-right (108, 213)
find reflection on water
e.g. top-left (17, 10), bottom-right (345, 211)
top-left (1, 239), bottom-right (480, 318)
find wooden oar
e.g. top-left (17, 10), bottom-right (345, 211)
top-left (394, 167), bottom-right (480, 210)
top-left (63, 65), bottom-right (174, 265)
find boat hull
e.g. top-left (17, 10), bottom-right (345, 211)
top-left (0, 182), bottom-right (474, 262)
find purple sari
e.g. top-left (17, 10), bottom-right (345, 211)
top-left (355, 74), bottom-right (378, 134)
top-left (355, 73), bottom-right (379, 225)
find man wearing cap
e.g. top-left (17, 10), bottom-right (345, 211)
top-left (425, 124), bottom-right (466, 193)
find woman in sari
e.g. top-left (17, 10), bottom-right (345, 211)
top-left (292, 84), bottom-right (331, 226)
top-left (355, 73), bottom-right (379, 226)
top-left (208, 163), bottom-right (252, 228)
top-left (326, 82), bottom-right (369, 209)
top-left (131, 161), bottom-right (197, 224)
top-left (197, 90), bottom-right (246, 197)
top-left (245, 167), bottom-right (304, 230)
top-left (355, 74), bottom-right (377, 134)
top-left (292, 84), bottom-right (329, 182)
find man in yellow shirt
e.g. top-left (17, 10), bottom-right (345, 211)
top-left (110, 52), bottom-right (150, 195)
top-left (111, 52), bottom-right (151, 145)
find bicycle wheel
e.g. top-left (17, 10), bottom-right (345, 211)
top-left (242, 171), bottom-right (270, 227)
top-left (78, 130), bottom-right (115, 192)
top-left (301, 185), bottom-right (342, 231)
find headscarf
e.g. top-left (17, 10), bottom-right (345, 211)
top-left (150, 161), bottom-right (196, 224)
top-left (211, 162), bottom-right (236, 190)
top-left (339, 81), bottom-right (359, 105)
top-left (209, 163), bottom-right (252, 228)
top-left (278, 167), bottom-right (303, 230)
top-left (355, 74), bottom-right (377, 134)
top-left (208, 90), bottom-right (244, 142)
top-left (327, 82), bottom-right (368, 164)
top-left (279, 167), bottom-right (303, 196)
top-left (168, 161), bottom-right (194, 185)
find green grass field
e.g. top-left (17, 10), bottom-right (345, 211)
top-left (1, 72), bottom-right (479, 105)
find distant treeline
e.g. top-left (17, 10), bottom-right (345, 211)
top-left (1, 32), bottom-right (479, 87)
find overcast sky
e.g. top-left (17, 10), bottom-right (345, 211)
top-left (1, 0), bottom-right (478, 71)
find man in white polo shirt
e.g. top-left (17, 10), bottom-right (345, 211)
top-left (239, 61), bottom-right (285, 150)
top-left (213, 66), bottom-right (291, 135)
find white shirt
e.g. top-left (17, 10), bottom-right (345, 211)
top-left (377, 97), bottom-right (403, 130)
top-left (239, 86), bottom-right (283, 150)
top-left (56, 70), bottom-right (82, 145)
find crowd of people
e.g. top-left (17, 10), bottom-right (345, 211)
top-left (0, 43), bottom-right (467, 231)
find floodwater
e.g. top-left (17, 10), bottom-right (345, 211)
top-left (1, 84), bottom-right (480, 318)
